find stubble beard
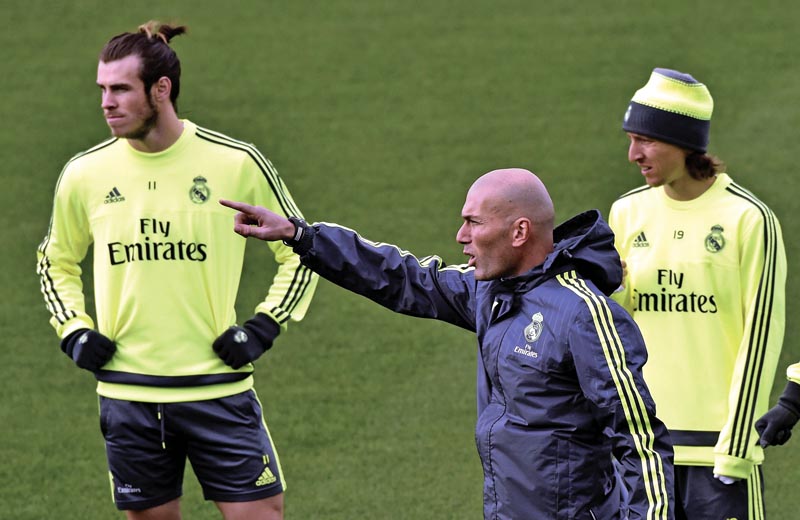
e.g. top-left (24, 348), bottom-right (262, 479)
top-left (121, 93), bottom-right (159, 141)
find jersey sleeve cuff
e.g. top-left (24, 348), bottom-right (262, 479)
top-left (713, 454), bottom-right (755, 480)
top-left (57, 317), bottom-right (96, 340)
top-left (787, 362), bottom-right (800, 385)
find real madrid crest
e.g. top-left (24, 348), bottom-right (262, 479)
top-left (189, 176), bottom-right (211, 204)
top-left (704, 224), bottom-right (725, 253)
top-left (524, 312), bottom-right (544, 343)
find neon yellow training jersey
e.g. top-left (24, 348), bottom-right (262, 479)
top-left (787, 363), bottom-right (800, 385)
top-left (609, 173), bottom-right (786, 479)
top-left (37, 120), bottom-right (318, 402)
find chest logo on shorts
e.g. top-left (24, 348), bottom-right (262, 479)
top-left (705, 224), bottom-right (725, 253)
top-left (523, 312), bottom-right (544, 343)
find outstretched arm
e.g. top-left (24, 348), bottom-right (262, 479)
top-left (219, 199), bottom-right (296, 241)
top-left (218, 199), bottom-right (477, 330)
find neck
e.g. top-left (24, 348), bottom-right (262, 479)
top-left (513, 241), bottom-right (554, 276)
top-left (663, 174), bottom-right (716, 201)
top-left (128, 109), bottom-right (184, 153)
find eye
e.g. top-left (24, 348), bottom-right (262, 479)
top-left (629, 135), bottom-right (652, 146)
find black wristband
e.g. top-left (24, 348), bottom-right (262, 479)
top-left (284, 216), bottom-right (305, 245)
top-left (284, 216), bottom-right (314, 253)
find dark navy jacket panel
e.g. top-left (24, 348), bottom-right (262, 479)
top-left (297, 211), bottom-right (674, 520)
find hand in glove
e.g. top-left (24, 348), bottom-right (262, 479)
top-left (213, 313), bottom-right (280, 369)
top-left (61, 329), bottom-right (116, 372)
top-left (756, 381), bottom-right (800, 447)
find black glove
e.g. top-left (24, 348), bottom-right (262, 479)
top-left (213, 313), bottom-right (280, 369)
top-left (60, 328), bottom-right (116, 372)
top-left (756, 381), bottom-right (800, 447)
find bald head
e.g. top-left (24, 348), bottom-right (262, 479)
top-left (457, 168), bottom-right (555, 280)
top-left (469, 168), bottom-right (555, 231)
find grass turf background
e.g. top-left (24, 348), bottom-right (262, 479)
top-left (2, 1), bottom-right (799, 518)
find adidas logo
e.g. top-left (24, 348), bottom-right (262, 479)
top-left (104, 187), bottom-right (126, 204)
top-left (255, 467), bottom-right (276, 487)
top-left (632, 231), bottom-right (649, 248)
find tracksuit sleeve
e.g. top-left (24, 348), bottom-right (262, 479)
top-left (570, 300), bottom-right (674, 520)
top-left (296, 223), bottom-right (476, 331)
top-left (36, 164), bottom-right (95, 338)
top-left (714, 208), bottom-right (786, 478)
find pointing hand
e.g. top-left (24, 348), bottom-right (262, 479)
top-left (219, 199), bottom-right (295, 242)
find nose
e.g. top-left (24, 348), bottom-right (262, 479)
top-left (628, 140), bottom-right (643, 163)
top-left (456, 222), bottom-right (469, 244)
top-left (101, 91), bottom-right (116, 110)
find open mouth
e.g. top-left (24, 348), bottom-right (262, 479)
top-left (465, 253), bottom-right (476, 267)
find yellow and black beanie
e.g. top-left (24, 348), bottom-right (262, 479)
top-left (622, 68), bottom-right (714, 153)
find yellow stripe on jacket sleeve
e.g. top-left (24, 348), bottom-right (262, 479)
top-left (558, 271), bottom-right (670, 520)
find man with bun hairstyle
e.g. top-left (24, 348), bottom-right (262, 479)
top-left (609, 68), bottom-right (786, 519)
top-left (36, 21), bottom-right (317, 519)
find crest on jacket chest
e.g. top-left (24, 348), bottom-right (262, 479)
top-left (512, 312), bottom-right (544, 359)
top-left (523, 312), bottom-right (543, 342)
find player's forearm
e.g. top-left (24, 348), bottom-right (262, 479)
top-left (37, 252), bottom-right (94, 335)
top-left (255, 251), bottom-right (318, 324)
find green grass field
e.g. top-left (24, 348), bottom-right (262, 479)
top-left (3, 1), bottom-right (800, 518)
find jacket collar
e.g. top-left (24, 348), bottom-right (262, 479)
top-left (491, 209), bottom-right (622, 297)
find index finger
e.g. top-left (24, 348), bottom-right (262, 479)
top-left (219, 199), bottom-right (256, 213)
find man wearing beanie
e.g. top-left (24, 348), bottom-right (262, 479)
top-left (608, 68), bottom-right (787, 519)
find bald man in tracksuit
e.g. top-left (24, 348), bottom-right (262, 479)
top-left (219, 168), bottom-right (674, 519)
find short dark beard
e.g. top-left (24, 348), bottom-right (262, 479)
top-left (123, 92), bottom-right (159, 141)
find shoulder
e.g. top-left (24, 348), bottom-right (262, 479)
top-left (193, 124), bottom-right (269, 161)
top-left (613, 184), bottom-right (652, 204)
top-left (547, 272), bottom-right (631, 321)
top-left (543, 272), bottom-right (605, 315)
top-left (191, 124), bottom-right (282, 179)
top-left (609, 184), bottom-right (654, 219)
top-left (554, 276), bottom-right (644, 347)
top-left (719, 175), bottom-right (779, 221)
top-left (60, 137), bottom-right (123, 184)
top-left (519, 274), bottom-right (646, 358)
top-left (65, 137), bottom-right (120, 168)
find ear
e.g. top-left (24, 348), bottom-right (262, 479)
top-left (510, 218), bottom-right (531, 247)
top-left (151, 76), bottom-right (172, 103)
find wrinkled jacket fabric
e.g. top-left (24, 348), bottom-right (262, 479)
top-left (295, 210), bottom-right (674, 519)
